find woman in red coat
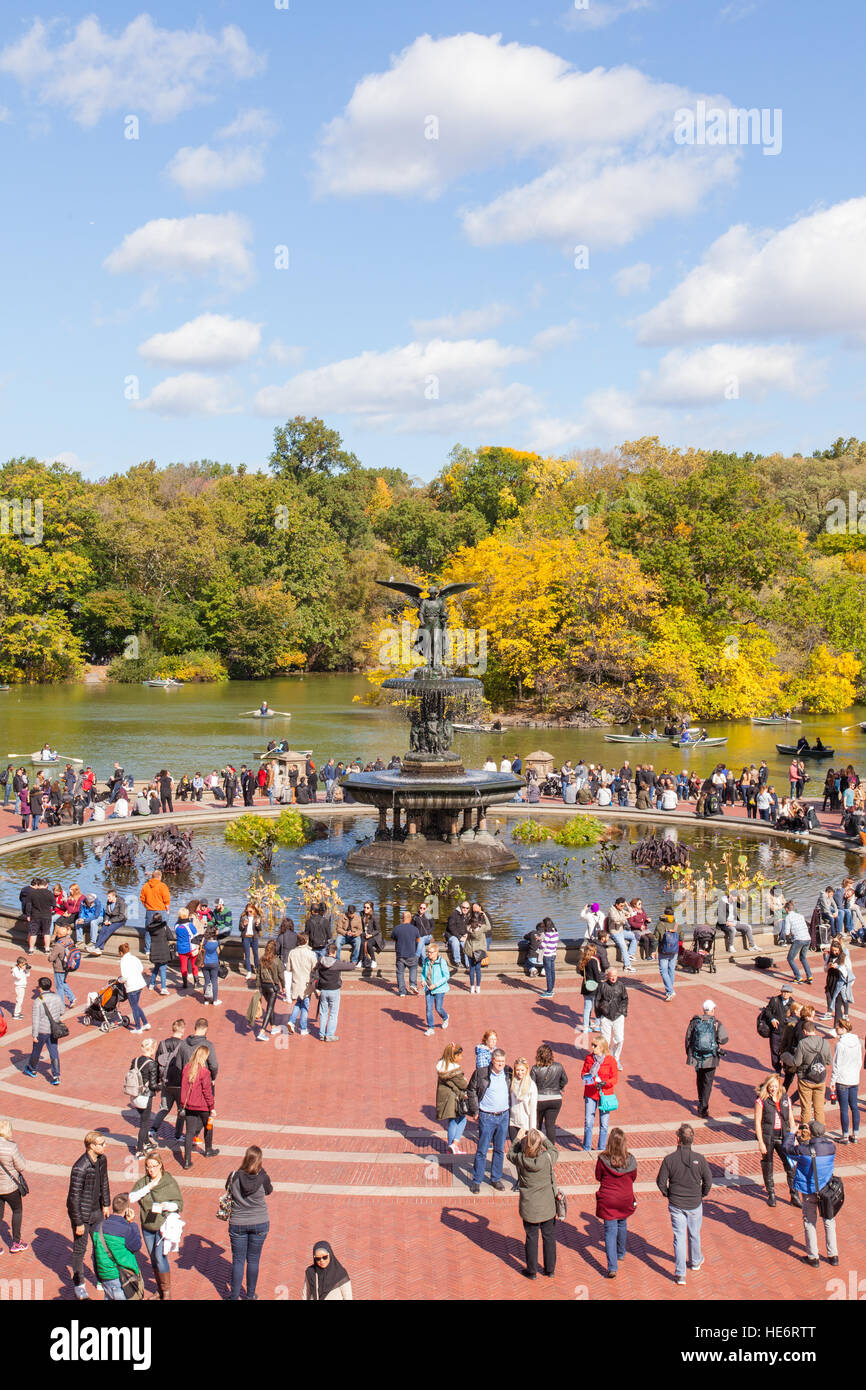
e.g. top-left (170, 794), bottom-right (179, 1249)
top-left (180, 1046), bottom-right (215, 1170)
top-left (581, 1035), bottom-right (618, 1153)
top-left (595, 1126), bottom-right (637, 1278)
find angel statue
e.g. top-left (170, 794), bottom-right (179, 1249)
top-left (375, 579), bottom-right (475, 674)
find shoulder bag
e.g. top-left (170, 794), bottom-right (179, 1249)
top-left (0, 1157), bottom-right (28, 1197)
top-left (810, 1146), bottom-right (845, 1220)
top-left (47, 1004), bottom-right (69, 1042)
top-left (546, 1150), bottom-right (567, 1220)
top-left (217, 1171), bottom-right (236, 1222)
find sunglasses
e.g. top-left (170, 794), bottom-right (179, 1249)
top-left (314, 1254), bottom-right (330, 1263)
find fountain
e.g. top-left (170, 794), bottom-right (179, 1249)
top-left (342, 578), bottom-right (524, 872)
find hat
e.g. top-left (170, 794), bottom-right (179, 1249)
top-left (702, 999), bottom-right (716, 1011)
top-left (779, 984), bottom-right (793, 994)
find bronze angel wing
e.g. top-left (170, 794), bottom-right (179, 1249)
top-left (375, 579), bottom-right (424, 602)
top-left (436, 583), bottom-right (476, 599)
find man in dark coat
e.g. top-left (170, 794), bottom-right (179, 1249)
top-left (758, 983), bottom-right (795, 1074)
top-left (67, 1131), bottom-right (111, 1298)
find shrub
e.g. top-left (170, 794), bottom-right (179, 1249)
top-left (511, 818), bottom-right (553, 845)
top-left (551, 817), bottom-right (605, 847)
top-left (225, 810), bottom-right (314, 871)
top-left (107, 649), bottom-right (228, 683)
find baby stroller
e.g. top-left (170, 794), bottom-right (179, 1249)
top-left (84, 978), bottom-right (131, 1032)
top-left (692, 927), bottom-right (718, 975)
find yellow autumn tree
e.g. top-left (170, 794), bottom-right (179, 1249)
top-left (786, 644), bottom-right (861, 713)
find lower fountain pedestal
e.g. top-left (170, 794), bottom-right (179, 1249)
top-left (346, 832), bottom-right (519, 874)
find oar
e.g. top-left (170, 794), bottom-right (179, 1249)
top-left (56, 754), bottom-right (84, 764)
top-left (840, 725), bottom-right (862, 733)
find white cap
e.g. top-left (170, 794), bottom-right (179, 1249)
top-left (702, 999), bottom-right (716, 1011)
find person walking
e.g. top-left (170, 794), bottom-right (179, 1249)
top-left (595, 1127), bottom-right (637, 1279)
top-left (467, 1048), bottom-right (513, 1193)
top-left (286, 934), bottom-right (317, 1036)
top-left (67, 1131), bottom-right (111, 1299)
top-left (90, 1193), bottom-right (143, 1301)
top-left (654, 909), bottom-right (680, 1001)
top-left (783, 900), bottom-right (814, 985)
top-left (420, 941), bottom-right (450, 1035)
top-left (225, 1145), bottom-right (272, 1301)
top-left (758, 983), bottom-right (795, 1075)
top-left (596, 968), bottom-right (628, 1063)
top-left (783, 1020), bottom-right (833, 1125)
top-left (23, 976), bottom-right (63, 1085)
top-left (392, 910), bottom-right (421, 997)
top-left (302, 1242), bottom-right (353, 1300)
top-left (830, 1018), bottom-right (862, 1143)
top-left (179, 1045), bottom-right (217, 1169)
top-left (312, 939), bottom-right (358, 1042)
top-left (48, 922), bottom-right (77, 1011)
top-left (147, 913), bottom-right (171, 995)
top-left (0, 1118), bottom-right (28, 1253)
top-left (254, 939), bottom-right (285, 1041)
top-left (685, 1000), bottom-right (729, 1119)
top-left (539, 917), bottom-right (559, 998)
top-left (505, 1128), bottom-right (559, 1279)
top-left (754, 1074), bottom-right (798, 1207)
top-left (530, 1044), bottom-right (568, 1144)
top-left (581, 1036), bottom-right (618, 1153)
top-left (130, 1151), bottom-right (183, 1299)
top-left (149, 1019), bottom-right (187, 1147)
top-left (436, 1043), bottom-right (470, 1154)
top-left (656, 1123), bottom-right (713, 1286)
top-left (118, 942), bottom-right (150, 1032)
top-left (125, 1037), bottom-right (159, 1158)
top-left (782, 1120), bottom-right (840, 1268)
top-left (824, 937), bottom-right (855, 1025)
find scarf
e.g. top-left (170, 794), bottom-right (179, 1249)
top-left (305, 1241), bottom-right (350, 1300)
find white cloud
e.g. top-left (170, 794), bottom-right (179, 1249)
top-left (104, 212), bottom-right (253, 289)
top-left (530, 320), bottom-right (581, 352)
top-left (45, 450), bottom-right (81, 467)
top-left (364, 384), bottom-right (541, 436)
top-left (564, 0), bottom-right (653, 30)
top-left (613, 261), bottom-right (652, 296)
top-left (135, 373), bottom-right (242, 416)
top-left (526, 416), bottom-right (584, 452)
top-left (638, 198), bottom-right (866, 343)
top-left (217, 107), bottom-right (278, 141)
top-left (314, 33), bottom-right (740, 248)
top-left (268, 340), bottom-right (305, 365)
top-left (138, 314), bottom-right (262, 368)
top-left (411, 303), bottom-right (511, 339)
top-left (641, 343), bottom-right (820, 405)
top-left (166, 144), bottom-right (265, 196)
top-left (0, 15), bottom-right (264, 127)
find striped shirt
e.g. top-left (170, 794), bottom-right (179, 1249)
top-left (541, 928), bottom-right (559, 957)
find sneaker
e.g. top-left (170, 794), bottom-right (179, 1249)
top-left (469, 1182), bottom-right (480, 1194)
top-left (299, 1030), bottom-right (309, 1036)
top-left (286, 1022), bottom-right (295, 1034)
top-left (424, 1028), bottom-right (434, 1036)
top-left (675, 1277), bottom-right (687, 1285)
top-left (441, 1018), bottom-right (449, 1030)
top-left (74, 1284), bottom-right (89, 1300)
top-left (689, 1259), bottom-right (704, 1272)
top-left (50, 1077), bottom-right (61, 1086)
top-left (130, 1027), bottom-right (143, 1034)
top-left (330, 1036), bottom-right (340, 1042)
top-left (85, 945), bottom-right (101, 954)
top-left (22, 1068), bottom-right (37, 1078)
top-left (246, 971), bottom-right (254, 980)
top-left (212, 1000), bottom-right (223, 1007)
top-left (828, 1255), bottom-right (839, 1266)
top-left (256, 1032), bottom-right (269, 1041)
top-left (850, 1135), bottom-right (858, 1144)
top-left (539, 992), bottom-right (553, 999)
top-left (9, 1243), bottom-right (28, 1253)
top-left (141, 1022), bottom-right (152, 1030)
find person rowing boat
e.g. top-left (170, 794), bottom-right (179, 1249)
top-left (259, 701), bottom-right (270, 715)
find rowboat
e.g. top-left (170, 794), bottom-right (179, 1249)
top-left (776, 743), bottom-right (834, 759)
top-left (143, 679), bottom-right (183, 688)
top-left (751, 716), bottom-right (800, 726)
top-left (7, 751), bottom-right (85, 765)
top-left (670, 736), bottom-right (728, 748)
top-left (603, 733), bottom-right (667, 743)
top-left (453, 722), bottom-right (504, 733)
top-left (0, 685), bottom-right (9, 692)
top-left (239, 709), bottom-right (292, 719)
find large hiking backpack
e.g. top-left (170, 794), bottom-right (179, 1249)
top-left (692, 1016), bottom-right (719, 1061)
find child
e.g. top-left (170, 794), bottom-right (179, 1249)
top-left (521, 927), bottom-right (543, 978)
top-left (12, 957), bottom-right (30, 1019)
top-left (475, 1028), bottom-right (498, 1070)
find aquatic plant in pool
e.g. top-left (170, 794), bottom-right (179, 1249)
top-left (511, 819), bottom-right (553, 845)
top-left (551, 817), bottom-right (606, 848)
top-left (224, 810), bottom-right (315, 872)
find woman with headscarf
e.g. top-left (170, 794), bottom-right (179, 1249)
top-left (302, 1241), bottom-right (352, 1300)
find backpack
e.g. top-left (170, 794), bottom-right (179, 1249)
top-left (692, 1016), bottom-right (718, 1061)
top-left (803, 1051), bottom-right (827, 1084)
top-left (63, 943), bottom-right (82, 973)
top-left (123, 1061), bottom-right (146, 1098)
top-left (156, 1037), bottom-right (181, 1087)
top-left (660, 929), bottom-right (679, 958)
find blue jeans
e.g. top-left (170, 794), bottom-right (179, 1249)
top-left (336, 934), bottom-right (361, 964)
top-left (142, 1228), bottom-right (168, 1273)
top-left (472, 1109), bottom-right (509, 1184)
top-left (787, 942), bottom-right (810, 981)
top-left (468, 960), bottom-right (482, 986)
top-left (838, 1084), bottom-right (860, 1136)
top-left (102, 1277), bottom-right (125, 1301)
top-left (669, 1203), bottom-right (703, 1279)
top-left (2, 782), bottom-right (12, 806)
top-left (143, 909), bottom-right (159, 955)
top-left (416, 934), bottom-right (433, 963)
top-left (242, 937), bottom-right (260, 972)
top-left (582, 995), bottom-right (596, 1030)
top-left (447, 1116), bottom-right (467, 1145)
top-left (604, 1217), bottom-right (628, 1274)
top-left (447, 936), bottom-right (463, 966)
top-left (127, 988), bottom-right (148, 1028)
top-left (658, 954), bottom-right (676, 997)
top-left (583, 1096), bottom-right (609, 1152)
top-left (425, 992), bottom-right (449, 1028)
top-left (27, 1032), bottom-right (60, 1078)
top-left (229, 1222), bottom-right (269, 1299)
top-left (54, 971), bottom-right (75, 1007)
top-left (32, 813), bottom-right (41, 831)
top-left (76, 918), bottom-right (98, 945)
top-left (94, 920), bottom-right (124, 952)
top-left (202, 965), bottom-right (219, 1003)
top-left (289, 996), bottom-right (310, 1031)
top-left (319, 988), bottom-right (340, 1039)
top-left (149, 964), bottom-right (166, 990)
top-left (610, 930), bottom-right (637, 968)
top-left (396, 957), bottom-right (418, 994)
top-left (543, 956), bottom-right (556, 993)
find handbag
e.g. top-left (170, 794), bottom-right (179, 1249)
top-left (810, 1147), bottom-right (845, 1219)
top-left (218, 962), bottom-right (229, 980)
top-left (547, 1152), bottom-right (567, 1220)
top-left (599, 1091), bottom-right (619, 1114)
top-left (48, 1012), bottom-right (70, 1042)
top-left (0, 1158), bottom-right (28, 1197)
top-left (217, 1172), bottom-right (235, 1222)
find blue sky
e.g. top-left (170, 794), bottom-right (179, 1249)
top-left (0, 0), bottom-right (863, 481)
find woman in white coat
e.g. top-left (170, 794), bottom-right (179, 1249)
top-left (830, 1017), bottom-right (862, 1143)
top-left (118, 942), bottom-right (150, 1032)
top-left (509, 1057), bottom-right (538, 1141)
top-left (302, 1241), bottom-right (352, 1300)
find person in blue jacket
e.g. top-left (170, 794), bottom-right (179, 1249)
top-left (420, 941), bottom-right (450, 1035)
top-left (782, 1120), bottom-right (839, 1268)
top-left (76, 894), bottom-right (104, 947)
